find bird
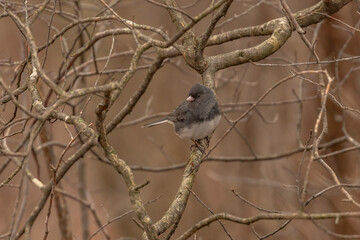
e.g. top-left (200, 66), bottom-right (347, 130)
top-left (143, 83), bottom-right (221, 143)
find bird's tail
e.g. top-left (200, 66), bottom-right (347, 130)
top-left (142, 119), bottom-right (169, 128)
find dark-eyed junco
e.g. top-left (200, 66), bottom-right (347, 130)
top-left (143, 83), bottom-right (221, 142)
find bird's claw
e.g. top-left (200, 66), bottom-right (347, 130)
top-left (190, 140), bottom-right (206, 155)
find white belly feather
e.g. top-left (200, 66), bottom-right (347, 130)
top-left (177, 115), bottom-right (221, 140)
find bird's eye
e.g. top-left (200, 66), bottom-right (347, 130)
top-left (196, 94), bottom-right (200, 98)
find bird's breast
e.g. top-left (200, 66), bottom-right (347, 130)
top-left (175, 114), bottom-right (221, 140)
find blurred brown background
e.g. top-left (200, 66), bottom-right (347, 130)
top-left (1, 0), bottom-right (360, 239)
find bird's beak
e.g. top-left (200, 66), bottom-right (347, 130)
top-left (186, 95), bottom-right (194, 102)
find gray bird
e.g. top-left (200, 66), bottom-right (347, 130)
top-left (143, 83), bottom-right (221, 141)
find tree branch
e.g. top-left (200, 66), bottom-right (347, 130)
top-left (177, 211), bottom-right (360, 240)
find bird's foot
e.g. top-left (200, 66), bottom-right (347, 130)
top-left (191, 140), bottom-right (206, 155)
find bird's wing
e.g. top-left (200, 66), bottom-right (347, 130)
top-left (167, 101), bottom-right (189, 123)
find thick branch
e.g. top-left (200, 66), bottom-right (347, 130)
top-left (204, 0), bottom-right (352, 71)
top-left (207, 0), bottom-right (353, 46)
top-left (153, 139), bottom-right (208, 235)
top-left (96, 100), bottom-right (157, 240)
top-left (163, 0), bottom-right (195, 46)
top-left (195, 0), bottom-right (233, 64)
top-left (208, 19), bottom-right (292, 71)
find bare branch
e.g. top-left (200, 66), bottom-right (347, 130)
top-left (177, 211), bottom-right (360, 240)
